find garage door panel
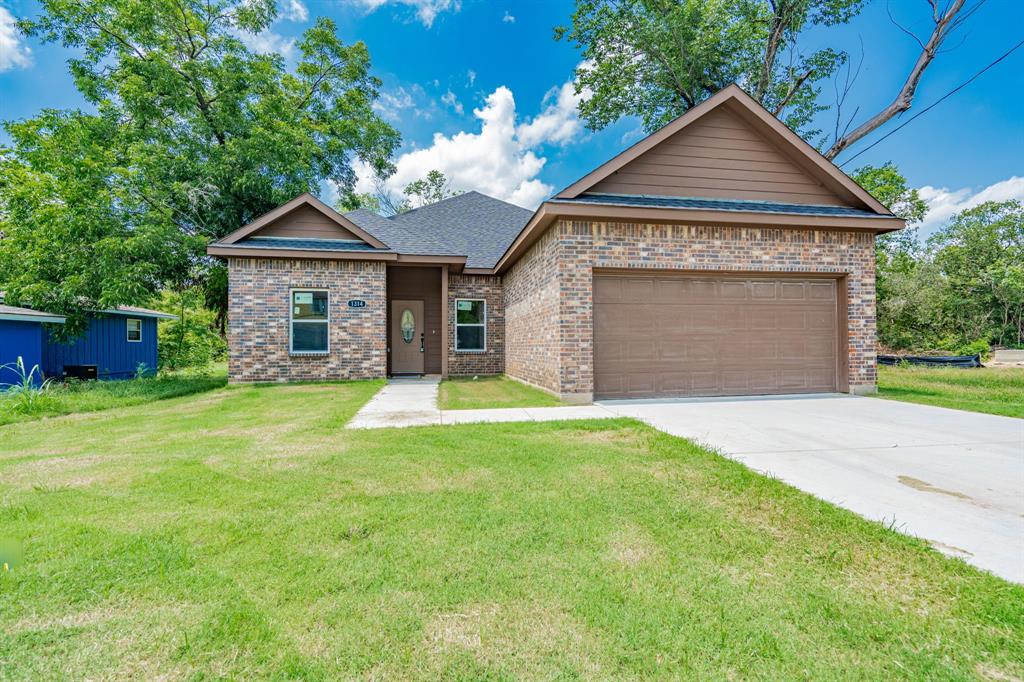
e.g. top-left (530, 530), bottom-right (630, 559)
top-left (750, 281), bottom-right (778, 299)
top-left (594, 273), bottom-right (839, 399)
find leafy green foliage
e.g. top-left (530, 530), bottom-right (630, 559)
top-left (403, 169), bottom-right (460, 209)
top-left (339, 169), bottom-right (461, 216)
top-left (929, 201), bottom-right (1024, 348)
top-left (866, 197), bottom-right (1023, 353)
top-left (155, 289), bottom-right (227, 370)
top-left (555, 0), bottom-right (865, 142)
top-left (0, 363), bottom-right (226, 426)
top-left (0, 357), bottom-right (56, 415)
top-left (0, 0), bottom-right (399, 326)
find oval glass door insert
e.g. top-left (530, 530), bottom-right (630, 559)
top-left (400, 309), bottom-right (415, 343)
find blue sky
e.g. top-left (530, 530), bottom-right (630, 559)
top-left (1, 0), bottom-right (1022, 232)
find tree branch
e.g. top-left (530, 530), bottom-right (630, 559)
top-left (825, 0), bottom-right (972, 160)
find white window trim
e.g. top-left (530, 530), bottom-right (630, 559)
top-left (289, 288), bottom-right (330, 355)
top-left (454, 298), bottom-right (487, 353)
top-left (126, 318), bottom-right (142, 343)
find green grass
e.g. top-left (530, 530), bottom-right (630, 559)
top-left (0, 364), bottom-right (227, 426)
top-left (877, 365), bottom-right (1024, 418)
top-left (1, 381), bottom-right (1021, 680)
top-left (438, 374), bottom-right (562, 409)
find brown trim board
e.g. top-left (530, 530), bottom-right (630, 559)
top-left (493, 202), bottom-right (903, 274)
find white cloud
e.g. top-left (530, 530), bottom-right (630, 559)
top-left (351, 0), bottom-right (460, 28)
top-left (373, 86), bottom-right (416, 120)
top-left (237, 29), bottom-right (296, 59)
top-left (440, 89), bottom-right (463, 115)
top-left (918, 176), bottom-right (1024, 233)
top-left (0, 5), bottom-right (31, 72)
top-left (281, 0), bottom-right (308, 21)
top-left (355, 86), bottom-right (553, 209)
top-left (502, 10), bottom-right (515, 23)
top-left (516, 79), bottom-right (589, 148)
top-left (466, 69), bottom-right (476, 87)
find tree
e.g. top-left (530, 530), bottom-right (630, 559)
top-left (852, 162), bottom-right (927, 257)
top-left (339, 169), bottom-right (461, 216)
top-left (556, 0), bottom-right (978, 157)
top-left (0, 0), bottom-right (400, 330)
top-left (851, 162), bottom-right (929, 351)
top-left (403, 170), bottom-right (460, 209)
top-left (929, 201), bottom-right (1024, 347)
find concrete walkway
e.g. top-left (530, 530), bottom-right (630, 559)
top-left (348, 378), bottom-right (620, 428)
top-left (347, 376), bottom-right (443, 428)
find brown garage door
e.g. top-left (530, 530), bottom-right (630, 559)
top-left (593, 273), bottom-right (840, 399)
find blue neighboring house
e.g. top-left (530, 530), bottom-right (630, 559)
top-left (0, 301), bottom-right (67, 385)
top-left (1, 297), bottom-right (176, 385)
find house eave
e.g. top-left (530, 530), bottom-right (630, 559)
top-left (493, 201), bottom-right (904, 274)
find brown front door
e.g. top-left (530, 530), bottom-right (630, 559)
top-left (593, 273), bottom-right (840, 399)
top-left (391, 300), bottom-right (425, 374)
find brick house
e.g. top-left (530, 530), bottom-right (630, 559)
top-left (209, 85), bottom-right (903, 403)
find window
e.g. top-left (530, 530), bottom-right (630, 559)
top-left (126, 318), bottom-right (142, 342)
top-left (291, 290), bottom-right (329, 353)
top-left (455, 299), bottom-right (486, 352)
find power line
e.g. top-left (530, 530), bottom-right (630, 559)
top-left (838, 37), bottom-right (1024, 168)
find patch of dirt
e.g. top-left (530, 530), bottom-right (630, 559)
top-left (897, 475), bottom-right (974, 502)
top-left (13, 606), bottom-right (116, 632)
top-left (928, 540), bottom-right (974, 558)
top-left (416, 601), bottom-right (606, 676)
top-left (977, 664), bottom-right (1023, 682)
top-left (605, 524), bottom-right (659, 567)
top-left (4, 454), bottom-right (124, 490)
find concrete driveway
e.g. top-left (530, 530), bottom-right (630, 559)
top-left (601, 395), bottom-right (1024, 583)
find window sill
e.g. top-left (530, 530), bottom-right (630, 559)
top-left (454, 349), bottom-right (487, 354)
top-left (290, 351), bottom-right (330, 357)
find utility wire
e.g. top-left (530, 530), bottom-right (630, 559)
top-left (838, 37), bottom-right (1024, 167)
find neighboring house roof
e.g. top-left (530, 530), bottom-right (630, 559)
top-left (0, 303), bottom-right (66, 324)
top-left (346, 191), bottom-right (533, 269)
top-left (550, 194), bottom-right (890, 219)
top-left (102, 306), bottom-right (178, 320)
top-left (0, 292), bottom-right (175, 321)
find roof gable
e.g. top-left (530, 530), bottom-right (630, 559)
top-left (557, 84), bottom-right (891, 215)
top-left (218, 193), bottom-right (388, 249)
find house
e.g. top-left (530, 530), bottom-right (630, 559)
top-left (208, 84), bottom-right (904, 402)
top-left (0, 302), bottom-right (66, 384)
top-left (41, 306), bottom-right (177, 379)
top-left (0, 295), bottom-right (175, 383)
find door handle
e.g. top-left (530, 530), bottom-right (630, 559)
top-left (420, 332), bottom-right (425, 353)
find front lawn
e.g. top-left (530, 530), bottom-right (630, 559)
top-left (1, 381), bottom-right (1021, 679)
top-left (438, 374), bottom-right (561, 409)
top-left (0, 364), bottom-right (227, 426)
top-left (877, 365), bottom-right (1024, 418)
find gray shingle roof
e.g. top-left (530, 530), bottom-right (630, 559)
top-left (0, 302), bottom-right (66, 323)
top-left (345, 191), bottom-right (533, 269)
top-left (553, 193), bottom-right (892, 218)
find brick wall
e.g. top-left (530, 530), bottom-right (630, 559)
top-left (227, 257), bottom-right (386, 382)
top-left (504, 219), bottom-right (877, 401)
top-left (447, 273), bottom-right (504, 376)
top-left (502, 227), bottom-right (562, 394)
